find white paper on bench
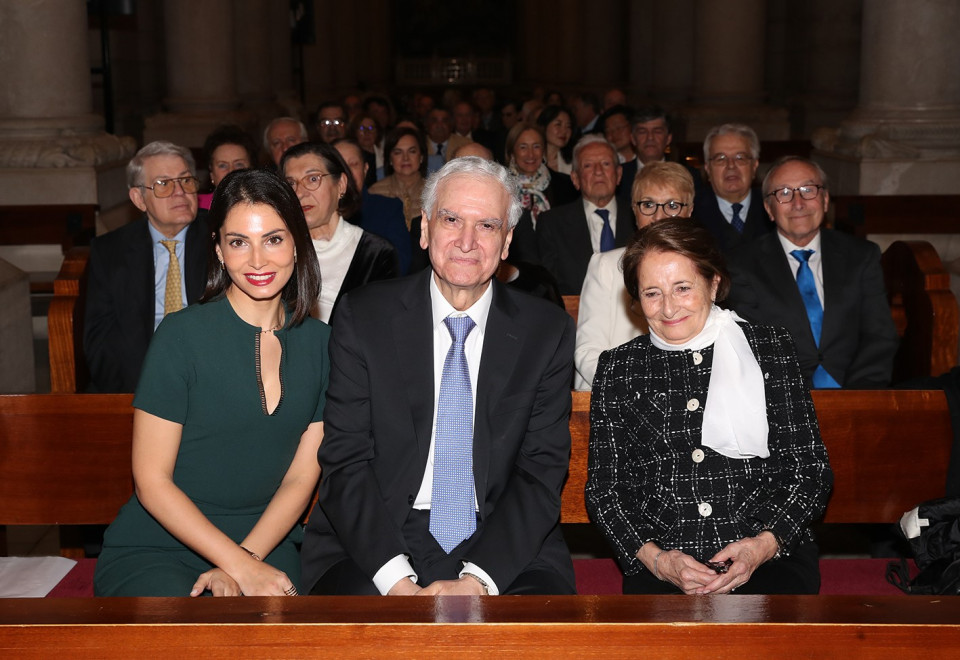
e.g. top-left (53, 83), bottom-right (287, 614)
top-left (0, 556), bottom-right (76, 597)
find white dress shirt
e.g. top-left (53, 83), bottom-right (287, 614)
top-left (716, 190), bottom-right (754, 226)
top-left (372, 276), bottom-right (501, 595)
top-left (312, 216), bottom-right (362, 323)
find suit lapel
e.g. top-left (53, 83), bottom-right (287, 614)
top-left (613, 195), bottom-right (636, 247)
top-left (758, 233), bottom-right (818, 346)
top-left (393, 271), bottom-right (436, 465)
top-left (125, 218), bottom-right (155, 346)
top-left (183, 212), bottom-right (210, 303)
top-left (473, 281), bottom-right (522, 515)
top-left (818, 229), bottom-right (844, 346)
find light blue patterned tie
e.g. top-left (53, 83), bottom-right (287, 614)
top-left (429, 315), bottom-right (477, 553)
top-left (596, 209), bottom-right (615, 252)
top-left (791, 249), bottom-right (840, 388)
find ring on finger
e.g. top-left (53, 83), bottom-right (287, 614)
top-left (284, 585), bottom-right (299, 596)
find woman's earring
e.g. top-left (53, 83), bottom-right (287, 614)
top-left (219, 259), bottom-right (225, 271)
top-left (294, 249), bottom-right (298, 263)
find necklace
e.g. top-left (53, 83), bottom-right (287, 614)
top-left (260, 310), bottom-right (285, 334)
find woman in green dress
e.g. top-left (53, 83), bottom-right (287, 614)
top-left (94, 169), bottom-right (328, 597)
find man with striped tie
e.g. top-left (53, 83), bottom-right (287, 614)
top-left (301, 157), bottom-right (576, 596)
top-left (724, 156), bottom-right (898, 388)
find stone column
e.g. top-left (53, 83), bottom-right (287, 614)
top-left (144, 0), bottom-right (251, 148)
top-left (648, 0), bottom-right (696, 106)
top-left (0, 1), bottom-right (134, 226)
top-left (680, 0), bottom-right (789, 141)
top-left (235, 0), bottom-right (282, 122)
top-left (815, 0), bottom-right (960, 194)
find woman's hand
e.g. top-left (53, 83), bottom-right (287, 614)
top-left (638, 543), bottom-right (717, 594)
top-left (191, 568), bottom-right (241, 597)
top-left (234, 558), bottom-right (300, 597)
top-left (698, 531), bottom-right (780, 594)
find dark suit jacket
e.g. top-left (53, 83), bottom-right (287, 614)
top-left (301, 270), bottom-right (576, 593)
top-left (724, 228), bottom-right (899, 388)
top-left (328, 230), bottom-right (399, 325)
top-left (348, 190), bottom-right (411, 275)
top-left (536, 195), bottom-right (635, 295)
top-left (694, 187), bottom-right (772, 251)
top-left (83, 213), bottom-right (209, 393)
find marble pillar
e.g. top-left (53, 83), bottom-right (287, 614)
top-left (814, 0), bottom-right (960, 194)
top-left (648, 0), bottom-right (696, 106)
top-left (680, 0), bottom-right (789, 141)
top-left (235, 0), bottom-right (281, 121)
top-left (0, 1), bottom-right (134, 233)
top-left (143, 0), bottom-right (252, 148)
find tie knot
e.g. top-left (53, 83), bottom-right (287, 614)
top-left (791, 249), bottom-right (815, 263)
top-left (160, 239), bottom-right (178, 254)
top-left (595, 208), bottom-right (610, 222)
top-left (444, 315), bottom-right (476, 344)
top-left (732, 203), bottom-right (743, 215)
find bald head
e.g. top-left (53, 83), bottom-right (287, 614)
top-left (452, 142), bottom-right (493, 161)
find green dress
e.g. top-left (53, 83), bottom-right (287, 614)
top-left (94, 295), bottom-right (330, 596)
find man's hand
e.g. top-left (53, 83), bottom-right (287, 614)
top-left (418, 575), bottom-right (486, 596)
top-left (387, 577), bottom-right (422, 596)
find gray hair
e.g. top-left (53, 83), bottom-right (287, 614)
top-left (571, 133), bottom-right (619, 172)
top-left (420, 156), bottom-right (523, 229)
top-left (702, 123), bottom-right (760, 163)
top-left (126, 141), bottom-right (196, 188)
top-left (762, 155), bottom-right (829, 197)
top-left (262, 117), bottom-right (309, 150)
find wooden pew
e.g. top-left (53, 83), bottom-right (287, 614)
top-left (48, 247), bottom-right (90, 393)
top-left (831, 195), bottom-right (960, 237)
top-left (2, 594), bottom-right (959, 658)
top-left (0, 204), bottom-right (97, 252)
top-left (561, 389), bottom-right (953, 524)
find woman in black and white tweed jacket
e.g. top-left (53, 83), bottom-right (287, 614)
top-left (585, 218), bottom-right (833, 595)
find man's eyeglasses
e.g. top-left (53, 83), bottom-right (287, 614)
top-left (286, 172), bottom-right (332, 192)
top-left (140, 176), bottom-right (199, 198)
top-left (766, 184), bottom-right (825, 204)
top-left (635, 200), bottom-right (688, 217)
top-left (707, 153), bottom-right (754, 167)
top-left (319, 119), bottom-right (345, 128)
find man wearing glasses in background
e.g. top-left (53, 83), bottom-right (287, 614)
top-left (84, 141), bottom-right (209, 392)
top-left (693, 123), bottom-right (773, 251)
top-left (724, 156), bottom-right (898, 389)
top-left (316, 101), bottom-right (348, 144)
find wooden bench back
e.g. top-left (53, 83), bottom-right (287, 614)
top-left (0, 394), bottom-right (134, 526)
top-left (0, 204), bottom-right (97, 251)
top-left (562, 389), bottom-right (953, 524)
top-left (832, 195), bottom-right (960, 237)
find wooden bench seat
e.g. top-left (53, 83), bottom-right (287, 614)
top-left (2, 594), bottom-right (958, 657)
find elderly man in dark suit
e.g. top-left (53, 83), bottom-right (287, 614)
top-left (536, 135), bottom-right (635, 295)
top-left (724, 156), bottom-right (899, 388)
top-left (693, 123), bottom-right (773, 251)
top-left (301, 156), bottom-right (576, 597)
top-left (84, 141), bottom-right (209, 392)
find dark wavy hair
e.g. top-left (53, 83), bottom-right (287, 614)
top-left (621, 217), bottom-right (730, 303)
top-left (537, 104), bottom-right (577, 164)
top-left (278, 141), bottom-right (361, 218)
top-left (200, 169), bottom-right (321, 326)
top-left (203, 125), bottom-right (258, 177)
top-left (382, 126), bottom-right (428, 177)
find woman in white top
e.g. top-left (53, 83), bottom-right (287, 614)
top-left (574, 161), bottom-right (696, 389)
top-left (281, 142), bottom-right (398, 324)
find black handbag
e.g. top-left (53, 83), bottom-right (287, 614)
top-left (887, 497), bottom-right (960, 595)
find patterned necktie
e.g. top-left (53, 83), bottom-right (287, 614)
top-left (437, 142), bottom-right (444, 157)
top-left (160, 239), bottom-right (183, 316)
top-left (731, 203), bottom-right (745, 233)
top-left (430, 315), bottom-right (477, 553)
top-left (791, 249), bottom-right (840, 388)
top-left (596, 208), bottom-right (615, 252)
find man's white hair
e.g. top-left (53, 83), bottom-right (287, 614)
top-left (420, 156), bottom-right (523, 229)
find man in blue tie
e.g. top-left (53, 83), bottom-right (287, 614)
top-left (300, 157), bottom-right (576, 596)
top-left (537, 135), bottom-right (635, 295)
top-left (693, 123), bottom-right (773, 251)
top-left (724, 156), bottom-right (899, 388)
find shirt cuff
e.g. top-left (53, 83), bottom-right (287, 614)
top-left (459, 562), bottom-right (499, 596)
top-left (372, 554), bottom-right (418, 595)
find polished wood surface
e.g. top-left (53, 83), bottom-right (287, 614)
top-left (0, 204), bottom-right (97, 250)
top-left (562, 389), bottom-right (953, 524)
top-left (48, 247), bottom-right (90, 393)
top-left (883, 240), bottom-right (960, 380)
top-left (562, 294), bottom-right (579, 325)
top-left (0, 394), bottom-right (134, 528)
top-left (1, 595), bottom-right (958, 658)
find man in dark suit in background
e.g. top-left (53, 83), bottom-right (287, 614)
top-left (693, 123), bottom-right (772, 250)
top-left (725, 156), bottom-right (898, 388)
top-left (84, 141), bottom-right (209, 392)
top-left (536, 135), bottom-right (635, 295)
top-left (301, 156), bottom-right (576, 597)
